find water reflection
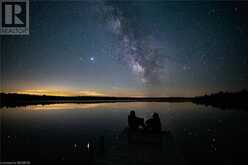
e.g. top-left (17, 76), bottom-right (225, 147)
top-left (2, 102), bottom-right (248, 164)
top-left (2, 103), bottom-right (103, 111)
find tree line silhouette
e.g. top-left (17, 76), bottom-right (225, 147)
top-left (1, 90), bottom-right (247, 110)
top-left (193, 89), bottom-right (248, 110)
top-left (0, 93), bottom-right (190, 108)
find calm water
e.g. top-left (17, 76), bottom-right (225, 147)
top-left (1, 102), bottom-right (248, 164)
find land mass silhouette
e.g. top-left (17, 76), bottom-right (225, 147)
top-left (1, 90), bottom-right (248, 110)
top-left (193, 89), bottom-right (248, 110)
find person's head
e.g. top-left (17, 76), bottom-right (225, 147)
top-left (130, 110), bottom-right (135, 117)
top-left (153, 113), bottom-right (159, 119)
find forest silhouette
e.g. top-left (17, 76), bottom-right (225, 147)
top-left (1, 90), bottom-right (247, 110)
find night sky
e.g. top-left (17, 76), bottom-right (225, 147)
top-left (1, 1), bottom-right (248, 97)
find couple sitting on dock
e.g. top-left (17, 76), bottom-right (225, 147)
top-left (128, 111), bottom-right (161, 133)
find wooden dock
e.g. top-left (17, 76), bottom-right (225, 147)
top-left (96, 129), bottom-right (185, 165)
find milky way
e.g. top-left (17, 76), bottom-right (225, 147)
top-left (97, 1), bottom-right (168, 84)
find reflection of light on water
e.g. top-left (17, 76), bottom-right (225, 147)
top-left (209, 135), bottom-right (217, 152)
top-left (18, 103), bottom-right (103, 111)
top-left (3, 102), bottom-right (182, 112)
top-left (86, 142), bottom-right (90, 150)
top-left (210, 143), bottom-right (217, 152)
top-left (12, 102), bottom-right (153, 111)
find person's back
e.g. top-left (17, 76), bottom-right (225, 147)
top-left (152, 114), bottom-right (161, 132)
top-left (152, 113), bottom-right (161, 132)
top-left (145, 113), bottom-right (161, 133)
top-left (128, 111), bottom-right (145, 131)
top-left (128, 111), bottom-right (139, 130)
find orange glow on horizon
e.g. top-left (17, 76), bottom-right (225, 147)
top-left (17, 89), bottom-right (73, 96)
top-left (16, 89), bottom-right (108, 97)
top-left (4, 85), bottom-right (200, 97)
top-left (7, 86), bottom-right (146, 97)
top-left (79, 90), bottom-right (105, 96)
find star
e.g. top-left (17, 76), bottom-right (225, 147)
top-left (90, 57), bottom-right (95, 61)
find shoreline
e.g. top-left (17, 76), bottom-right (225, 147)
top-left (1, 91), bottom-right (248, 111)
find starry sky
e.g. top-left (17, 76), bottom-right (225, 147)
top-left (1, 1), bottom-right (248, 97)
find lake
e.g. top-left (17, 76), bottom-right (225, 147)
top-left (1, 102), bottom-right (248, 164)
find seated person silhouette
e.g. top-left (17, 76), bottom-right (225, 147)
top-left (128, 110), bottom-right (145, 131)
top-left (145, 113), bottom-right (161, 133)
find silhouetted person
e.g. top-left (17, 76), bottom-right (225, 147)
top-left (145, 113), bottom-right (161, 133)
top-left (128, 110), bottom-right (145, 131)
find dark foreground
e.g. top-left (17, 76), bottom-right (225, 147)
top-left (2, 127), bottom-right (248, 165)
top-left (1, 102), bottom-right (248, 165)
